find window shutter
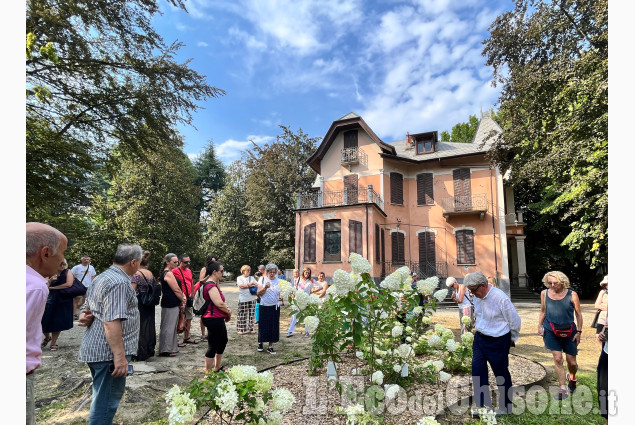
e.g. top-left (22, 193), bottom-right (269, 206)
top-left (375, 224), bottom-right (380, 263)
top-left (344, 130), bottom-right (358, 149)
top-left (344, 174), bottom-right (358, 204)
top-left (381, 229), bottom-right (386, 276)
top-left (349, 220), bottom-right (362, 255)
top-left (453, 168), bottom-right (471, 210)
top-left (391, 232), bottom-right (405, 264)
top-left (304, 223), bottom-right (316, 262)
top-left (390, 173), bottom-right (403, 204)
top-left (417, 173), bottom-right (434, 205)
top-left (456, 229), bottom-right (475, 264)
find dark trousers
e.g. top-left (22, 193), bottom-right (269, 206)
top-left (472, 331), bottom-right (513, 411)
top-left (597, 348), bottom-right (608, 419)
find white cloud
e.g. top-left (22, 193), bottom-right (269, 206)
top-left (197, 41), bottom-right (209, 47)
top-left (215, 135), bottom-right (274, 163)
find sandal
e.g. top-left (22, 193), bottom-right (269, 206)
top-left (177, 343), bottom-right (186, 347)
top-left (200, 336), bottom-right (208, 342)
top-left (214, 366), bottom-right (226, 373)
top-left (183, 338), bottom-right (198, 344)
top-left (50, 345), bottom-right (58, 351)
top-left (41, 337), bottom-right (52, 348)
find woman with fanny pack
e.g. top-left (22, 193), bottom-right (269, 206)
top-left (538, 271), bottom-right (583, 400)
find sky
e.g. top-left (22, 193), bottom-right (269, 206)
top-left (150, 0), bottom-right (514, 165)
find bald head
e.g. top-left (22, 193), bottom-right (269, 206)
top-left (26, 222), bottom-right (68, 278)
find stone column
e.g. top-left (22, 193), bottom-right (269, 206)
top-left (515, 236), bottom-right (528, 287)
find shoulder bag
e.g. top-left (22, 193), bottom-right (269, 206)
top-left (58, 269), bottom-right (88, 298)
top-left (248, 276), bottom-right (258, 295)
top-left (137, 272), bottom-right (161, 307)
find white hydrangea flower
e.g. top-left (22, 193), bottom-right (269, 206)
top-left (395, 266), bottom-right (411, 280)
top-left (254, 371), bottom-right (274, 392)
top-left (461, 332), bottom-right (475, 345)
top-left (214, 379), bottom-right (238, 412)
top-left (376, 359), bottom-right (383, 365)
top-left (165, 385), bottom-right (197, 425)
top-left (266, 411), bottom-right (283, 425)
top-left (442, 329), bottom-right (455, 340)
top-left (371, 370), bottom-right (384, 385)
top-left (416, 416), bottom-right (441, 425)
top-left (421, 316), bottom-right (432, 325)
top-left (405, 326), bottom-right (413, 333)
top-left (304, 316), bottom-right (319, 333)
top-left (380, 272), bottom-right (402, 290)
top-left (333, 269), bottom-right (356, 296)
top-left (350, 253), bottom-right (372, 275)
top-left (309, 293), bottom-right (320, 305)
top-left (343, 403), bottom-right (366, 424)
top-left (428, 334), bottom-right (442, 348)
top-left (417, 276), bottom-right (439, 295)
top-left (434, 324), bottom-right (446, 334)
top-left (294, 290), bottom-right (311, 311)
top-left (356, 351), bottom-right (364, 359)
top-left (406, 336), bottom-right (412, 343)
top-left (461, 315), bottom-right (472, 325)
top-left (439, 371), bottom-right (452, 383)
top-left (432, 360), bottom-right (444, 372)
top-left (380, 311), bottom-right (389, 320)
top-left (433, 288), bottom-right (448, 303)
top-left (393, 363), bottom-right (402, 372)
top-left (385, 384), bottom-right (401, 399)
top-left (413, 306), bottom-right (423, 316)
top-left (392, 325), bottom-right (403, 338)
top-left (445, 339), bottom-right (457, 352)
top-left (423, 360), bottom-right (433, 368)
top-left (277, 279), bottom-right (294, 298)
top-left (396, 343), bottom-right (414, 358)
top-left (249, 398), bottom-right (266, 414)
top-left (271, 388), bottom-right (295, 413)
top-left (227, 365), bottom-right (258, 383)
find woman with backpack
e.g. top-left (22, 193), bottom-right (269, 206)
top-left (131, 250), bottom-right (159, 361)
top-left (199, 261), bottom-right (232, 373)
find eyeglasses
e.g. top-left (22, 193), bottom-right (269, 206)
top-left (467, 284), bottom-right (482, 294)
top-left (182, 261), bottom-right (191, 264)
top-left (267, 270), bottom-right (277, 274)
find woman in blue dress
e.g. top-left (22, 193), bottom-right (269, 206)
top-left (41, 259), bottom-right (74, 351)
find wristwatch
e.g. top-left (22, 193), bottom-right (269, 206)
top-left (576, 330), bottom-right (582, 334)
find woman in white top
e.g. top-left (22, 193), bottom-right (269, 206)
top-left (256, 263), bottom-right (282, 354)
top-left (287, 268), bottom-right (312, 337)
top-left (236, 265), bottom-right (258, 335)
top-left (447, 276), bottom-right (474, 334)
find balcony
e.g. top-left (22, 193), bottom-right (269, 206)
top-left (341, 147), bottom-right (368, 166)
top-left (505, 211), bottom-right (526, 236)
top-left (379, 261), bottom-right (448, 279)
top-left (441, 194), bottom-right (488, 221)
top-left (296, 185), bottom-right (384, 212)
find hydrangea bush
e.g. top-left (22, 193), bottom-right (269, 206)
top-left (166, 365), bottom-right (295, 425)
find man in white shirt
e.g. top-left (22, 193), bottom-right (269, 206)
top-left (466, 271), bottom-right (521, 415)
top-left (71, 255), bottom-right (96, 318)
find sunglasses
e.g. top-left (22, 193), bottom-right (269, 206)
top-left (182, 261), bottom-right (191, 264)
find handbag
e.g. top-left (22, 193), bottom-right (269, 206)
top-left (249, 277), bottom-right (258, 295)
top-left (590, 309), bottom-right (601, 328)
top-left (549, 321), bottom-right (574, 339)
top-left (137, 272), bottom-right (161, 307)
top-left (59, 277), bottom-right (88, 298)
top-left (177, 310), bottom-right (186, 334)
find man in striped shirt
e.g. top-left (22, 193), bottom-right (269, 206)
top-left (78, 244), bottom-right (142, 425)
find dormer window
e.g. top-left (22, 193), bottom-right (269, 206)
top-left (410, 131), bottom-right (437, 155)
top-left (416, 136), bottom-right (434, 154)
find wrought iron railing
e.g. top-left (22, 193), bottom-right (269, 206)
top-left (296, 185), bottom-right (384, 211)
top-left (341, 147), bottom-right (368, 166)
top-left (379, 261), bottom-right (448, 279)
top-left (441, 194), bottom-right (488, 213)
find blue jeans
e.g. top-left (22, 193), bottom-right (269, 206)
top-left (88, 356), bottom-right (131, 425)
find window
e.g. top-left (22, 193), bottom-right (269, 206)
top-left (416, 137), bottom-right (434, 154)
top-left (391, 232), bottom-right (405, 264)
top-left (417, 173), bottom-right (434, 205)
top-left (349, 220), bottom-right (363, 255)
top-left (303, 223), bottom-right (316, 263)
top-left (324, 220), bottom-right (341, 262)
top-left (390, 172), bottom-right (403, 205)
top-left (453, 168), bottom-right (472, 211)
top-left (344, 130), bottom-right (358, 149)
top-left (456, 229), bottom-right (475, 265)
top-left (418, 232), bottom-right (436, 277)
top-left (375, 224), bottom-right (381, 263)
top-left (344, 174), bottom-right (358, 204)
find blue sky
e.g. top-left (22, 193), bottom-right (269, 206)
top-left (151, 0), bottom-right (514, 165)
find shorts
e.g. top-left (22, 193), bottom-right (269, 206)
top-left (543, 324), bottom-right (578, 355)
top-left (184, 306), bottom-right (194, 320)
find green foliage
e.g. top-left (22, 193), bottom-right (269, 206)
top-left (193, 140), bottom-right (226, 219)
top-left (85, 142), bottom-right (202, 273)
top-left (26, 0), bottom-right (223, 224)
top-left (483, 0), bottom-right (608, 270)
top-left (446, 114), bottom-right (480, 143)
